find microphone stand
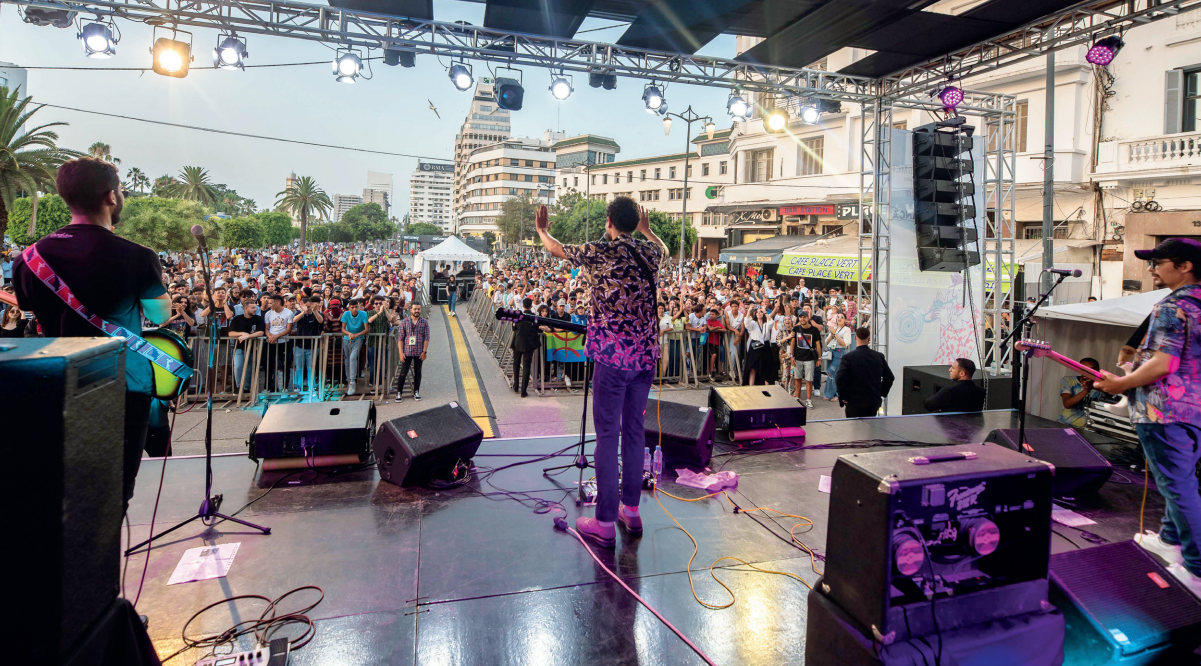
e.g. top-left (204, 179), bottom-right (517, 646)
top-left (126, 240), bottom-right (270, 555)
top-left (999, 271), bottom-right (1069, 454)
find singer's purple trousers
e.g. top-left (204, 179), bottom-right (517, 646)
top-left (591, 361), bottom-right (654, 523)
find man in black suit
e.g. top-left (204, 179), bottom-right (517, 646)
top-left (511, 297), bottom-right (541, 397)
top-left (836, 327), bottom-right (895, 418)
top-left (924, 358), bottom-right (987, 413)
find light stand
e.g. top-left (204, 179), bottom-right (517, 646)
top-left (542, 359), bottom-right (596, 505)
top-left (126, 243), bottom-right (271, 555)
top-left (1000, 271), bottom-right (1068, 453)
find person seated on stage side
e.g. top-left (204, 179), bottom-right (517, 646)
top-left (1058, 357), bottom-right (1106, 427)
top-left (924, 358), bottom-right (987, 413)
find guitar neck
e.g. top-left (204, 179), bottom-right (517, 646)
top-left (498, 309), bottom-right (587, 335)
top-left (1038, 349), bottom-right (1105, 381)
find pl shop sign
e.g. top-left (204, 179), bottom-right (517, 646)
top-left (779, 205), bottom-right (834, 216)
top-left (420, 162), bottom-right (455, 173)
top-left (777, 254), bottom-right (867, 281)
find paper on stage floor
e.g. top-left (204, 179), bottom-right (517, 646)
top-left (1051, 504), bottom-right (1096, 528)
top-left (818, 475), bottom-right (832, 494)
top-left (168, 542), bottom-right (241, 585)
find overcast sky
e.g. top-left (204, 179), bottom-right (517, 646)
top-left (0, 1), bottom-right (735, 215)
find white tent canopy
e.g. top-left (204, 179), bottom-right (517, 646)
top-left (417, 236), bottom-right (491, 301)
top-left (1034, 289), bottom-right (1168, 327)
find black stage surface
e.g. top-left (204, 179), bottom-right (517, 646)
top-left (124, 410), bottom-right (1164, 665)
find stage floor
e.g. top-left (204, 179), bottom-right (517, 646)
top-left (124, 410), bottom-right (1166, 665)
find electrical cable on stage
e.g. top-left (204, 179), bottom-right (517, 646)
top-left (160, 586), bottom-right (324, 663)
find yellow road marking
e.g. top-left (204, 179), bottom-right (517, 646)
top-left (446, 306), bottom-right (494, 438)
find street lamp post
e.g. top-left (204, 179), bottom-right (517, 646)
top-left (663, 106), bottom-right (714, 274)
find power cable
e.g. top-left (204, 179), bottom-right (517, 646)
top-left (18, 58), bottom-right (347, 71)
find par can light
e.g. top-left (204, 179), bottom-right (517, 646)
top-left (333, 50), bottom-right (362, 83)
top-left (213, 35), bottom-right (247, 70)
top-left (79, 22), bottom-right (117, 59)
top-left (800, 105), bottom-right (819, 124)
top-left (549, 75), bottom-right (573, 101)
top-left (448, 63), bottom-right (473, 91)
top-left (727, 91), bottom-right (749, 120)
top-left (494, 76), bottom-right (525, 111)
top-left (643, 83), bottom-right (664, 112)
top-left (1086, 35), bottom-right (1124, 66)
top-left (765, 107), bottom-right (789, 133)
top-left (938, 85), bottom-right (964, 110)
top-left (151, 37), bottom-right (192, 78)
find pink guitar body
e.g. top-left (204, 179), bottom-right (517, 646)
top-left (1015, 340), bottom-right (1130, 418)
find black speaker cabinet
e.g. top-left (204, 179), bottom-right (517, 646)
top-left (249, 401), bottom-right (375, 461)
top-left (707, 384), bottom-right (805, 432)
top-left (901, 365), bottom-right (1013, 414)
top-left (375, 402), bottom-right (484, 486)
top-left (823, 443), bottom-right (1054, 643)
top-left (645, 398), bottom-right (716, 468)
top-left (984, 428), bottom-right (1113, 497)
top-left (1, 338), bottom-right (125, 663)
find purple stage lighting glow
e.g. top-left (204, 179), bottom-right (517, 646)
top-left (939, 85), bottom-right (964, 110)
top-left (1086, 36), bottom-right (1123, 66)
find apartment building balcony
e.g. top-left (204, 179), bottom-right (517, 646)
top-left (1093, 131), bottom-right (1201, 186)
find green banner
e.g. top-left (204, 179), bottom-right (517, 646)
top-left (777, 252), bottom-right (1016, 293)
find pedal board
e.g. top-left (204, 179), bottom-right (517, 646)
top-left (195, 638), bottom-right (289, 666)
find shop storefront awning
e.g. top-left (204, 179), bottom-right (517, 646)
top-left (719, 234), bottom-right (824, 264)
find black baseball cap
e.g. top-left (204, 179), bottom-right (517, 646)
top-left (1134, 237), bottom-right (1201, 264)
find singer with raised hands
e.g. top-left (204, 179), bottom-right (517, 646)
top-left (12, 157), bottom-right (172, 507)
top-left (535, 197), bottom-right (666, 548)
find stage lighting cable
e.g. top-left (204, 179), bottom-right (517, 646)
top-left (1136, 459), bottom-right (1149, 545)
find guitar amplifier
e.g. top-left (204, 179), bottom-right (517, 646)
top-left (707, 384), bottom-right (805, 432)
top-left (1087, 405), bottom-right (1138, 444)
top-left (822, 443), bottom-right (1054, 643)
top-left (249, 401), bottom-right (376, 462)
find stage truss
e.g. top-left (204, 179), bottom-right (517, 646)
top-left (7, 0), bottom-right (1183, 378)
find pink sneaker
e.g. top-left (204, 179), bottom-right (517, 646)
top-left (618, 506), bottom-right (643, 536)
top-left (575, 517), bottom-right (616, 549)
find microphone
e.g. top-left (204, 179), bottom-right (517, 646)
top-left (1045, 268), bottom-right (1082, 278)
top-left (190, 224), bottom-right (207, 251)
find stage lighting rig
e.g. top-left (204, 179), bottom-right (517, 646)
top-left (212, 34), bottom-right (247, 70)
top-left (151, 33), bottom-right (193, 78)
top-left (643, 82), bottom-right (664, 113)
top-left (549, 73), bottom-right (573, 100)
top-left (23, 6), bottom-right (75, 28)
top-left (1086, 35), bottom-right (1124, 66)
top-left (799, 104), bottom-right (819, 124)
top-left (494, 70), bottom-right (525, 111)
top-left (448, 61), bottom-right (473, 90)
top-left (333, 49), bottom-right (363, 83)
top-left (938, 84), bottom-right (964, 110)
top-left (79, 20), bottom-right (118, 59)
top-left (588, 70), bottom-right (616, 90)
top-left (383, 48), bottom-right (416, 67)
top-left (764, 107), bottom-right (789, 133)
top-left (726, 91), bottom-right (749, 121)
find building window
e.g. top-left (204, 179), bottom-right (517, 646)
top-left (524, 174), bottom-right (533, 182)
top-left (686, 164), bottom-right (692, 177)
top-left (639, 190), bottom-right (661, 201)
top-left (603, 174), bottom-right (608, 185)
top-left (654, 168), bottom-right (661, 180)
top-left (702, 163), bottom-right (710, 176)
top-left (592, 175), bottom-right (597, 185)
top-left (719, 161), bottom-right (728, 175)
top-left (1023, 225), bottom-right (1068, 240)
top-left (525, 160), bottom-right (534, 167)
top-left (988, 100), bottom-right (1029, 152)
top-left (574, 177), bottom-right (579, 187)
top-left (799, 137), bottom-right (824, 176)
top-left (627, 171), bottom-right (633, 183)
top-left (510, 159), bottom-right (519, 166)
top-left (668, 188), bottom-right (692, 200)
top-left (1186, 70), bottom-right (1201, 132)
top-left (669, 166), bottom-right (676, 179)
top-left (747, 149), bottom-right (773, 183)
top-left (563, 178), bottom-right (568, 187)
top-left (641, 170), bottom-right (647, 181)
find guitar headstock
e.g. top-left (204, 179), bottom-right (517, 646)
top-left (494, 307), bottom-right (523, 323)
top-left (1015, 340), bottom-right (1052, 356)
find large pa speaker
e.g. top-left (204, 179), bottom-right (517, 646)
top-left (1050, 540), bottom-right (1201, 664)
top-left (374, 403), bottom-right (484, 487)
top-left (901, 365), bottom-right (1013, 414)
top-left (644, 398), bottom-right (716, 468)
top-left (823, 443), bottom-right (1054, 643)
top-left (1, 338), bottom-right (125, 663)
top-left (707, 384), bottom-right (805, 432)
top-left (984, 428), bottom-right (1113, 497)
top-left (248, 401), bottom-right (375, 464)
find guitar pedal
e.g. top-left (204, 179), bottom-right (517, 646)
top-left (194, 638), bottom-right (289, 666)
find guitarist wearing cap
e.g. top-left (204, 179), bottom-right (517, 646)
top-left (1094, 237), bottom-right (1201, 595)
top-left (12, 157), bottom-right (172, 508)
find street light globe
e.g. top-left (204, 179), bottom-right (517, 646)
top-left (663, 116), bottom-right (673, 135)
top-left (705, 121), bottom-right (716, 139)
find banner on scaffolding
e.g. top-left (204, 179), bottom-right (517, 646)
top-left (545, 331), bottom-right (587, 363)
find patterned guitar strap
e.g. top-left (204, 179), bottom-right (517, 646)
top-left (21, 245), bottom-right (194, 381)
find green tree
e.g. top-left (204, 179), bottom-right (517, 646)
top-left (341, 202), bottom-right (393, 241)
top-left (0, 86), bottom-right (80, 237)
top-left (166, 166), bottom-right (218, 206)
top-left (306, 224), bottom-right (330, 244)
top-left (325, 222), bottom-right (354, 243)
top-left (125, 166), bottom-right (150, 194)
top-left (496, 193), bottom-right (538, 246)
top-left (115, 197), bottom-right (217, 252)
top-left (7, 194), bottom-right (71, 245)
top-left (250, 211), bottom-right (294, 246)
top-left (644, 209), bottom-right (697, 259)
top-left (547, 196), bottom-right (607, 245)
top-left (220, 217), bottom-right (266, 249)
top-left (275, 175), bottom-right (332, 251)
top-left (483, 231), bottom-right (497, 253)
top-left (88, 141), bottom-right (120, 165)
top-left (152, 174), bottom-right (178, 197)
top-left (406, 222), bottom-right (442, 236)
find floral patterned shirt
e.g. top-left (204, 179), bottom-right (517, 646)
top-left (562, 236), bottom-right (663, 371)
top-left (1130, 283), bottom-right (1201, 425)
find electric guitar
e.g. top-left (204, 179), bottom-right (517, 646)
top-left (1, 289), bottom-right (194, 400)
top-left (1015, 339), bottom-right (1129, 417)
top-left (494, 307), bottom-right (587, 335)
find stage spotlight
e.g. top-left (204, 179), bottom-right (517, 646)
top-left (643, 83), bottom-right (664, 112)
top-left (764, 107), bottom-right (789, 133)
top-left (663, 116), bottom-right (672, 135)
top-left (79, 21), bottom-right (117, 59)
top-left (727, 91), bottom-right (749, 120)
top-left (549, 74), bottom-right (573, 100)
top-left (333, 50), bottom-right (362, 83)
top-left (151, 38), bottom-right (192, 78)
top-left (705, 121), bottom-right (716, 139)
top-left (494, 76), bottom-right (525, 110)
top-left (800, 105), bottom-right (819, 124)
top-left (212, 34), bottom-right (247, 70)
top-left (588, 71), bottom-right (617, 90)
top-left (938, 85), bottom-right (964, 110)
top-left (448, 62), bottom-right (473, 90)
top-left (384, 48), bottom-right (416, 67)
top-left (1086, 35), bottom-right (1123, 66)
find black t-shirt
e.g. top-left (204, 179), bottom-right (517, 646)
top-left (793, 324), bottom-right (821, 362)
top-left (228, 313), bottom-right (265, 348)
top-left (13, 224), bottom-right (165, 394)
top-left (293, 311), bottom-right (322, 349)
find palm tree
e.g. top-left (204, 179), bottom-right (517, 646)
top-left (152, 174), bottom-right (178, 197)
top-left (276, 175), bottom-right (332, 251)
top-left (126, 166), bottom-right (150, 194)
top-left (238, 198), bottom-right (257, 216)
top-left (168, 166), bottom-right (218, 206)
top-left (0, 86), bottom-right (81, 237)
top-left (87, 141), bottom-right (121, 165)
